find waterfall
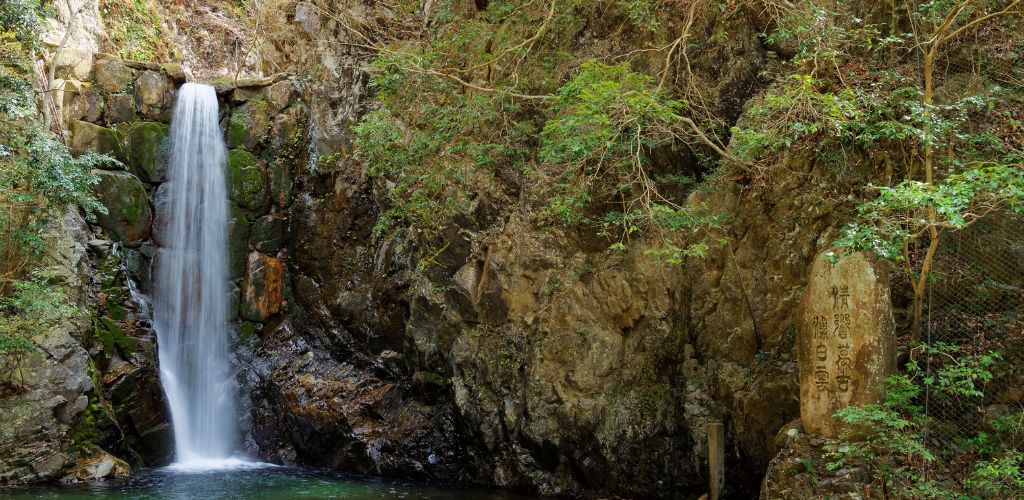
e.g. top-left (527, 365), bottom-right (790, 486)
top-left (154, 83), bottom-right (237, 466)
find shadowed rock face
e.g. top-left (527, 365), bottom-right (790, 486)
top-left (234, 8), bottom-right (827, 499)
top-left (246, 322), bottom-right (474, 480)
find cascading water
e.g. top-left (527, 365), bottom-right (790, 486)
top-left (154, 83), bottom-right (238, 467)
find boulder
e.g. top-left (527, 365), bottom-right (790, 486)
top-left (69, 121), bottom-right (126, 163)
top-left (250, 215), bottom-right (284, 253)
top-left (266, 80), bottom-right (293, 113)
top-left (136, 70), bottom-right (170, 119)
top-left (93, 56), bottom-right (134, 93)
top-left (226, 149), bottom-right (269, 215)
top-left (227, 99), bottom-right (272, 151)
top-left (62, 80), bottom-right (102, 123)
top-left (49, 46), bottom-right (93, 81)
top-left (126, 122), bottom-right (169, 183)
top-left (230, 86), bottom-right (263, 105)
top-left (161, 63), bottom-right (187, 83)
top-left (797, 251), bottom-right (896, 438)
top-left (227, 202), bottom-right (251, 280)
top-left (61, 451), bottom-right (130, 483)
top-left (241, 252), bottom-right (284, 322)
top-left (92, 170), bottom-right (153, 244)
top-left (104, 94), bottom-right (136, 125)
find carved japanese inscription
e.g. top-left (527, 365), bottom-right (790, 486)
top-left (797, 251), bottom-right (896, 438)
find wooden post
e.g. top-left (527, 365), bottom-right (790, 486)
top-left (708, 422), bottom-right (725, 500)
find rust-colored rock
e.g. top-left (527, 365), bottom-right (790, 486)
top-left (241, 252), bottom-right (284, 322)
top-left (797, 251), bottom-right (896, 438)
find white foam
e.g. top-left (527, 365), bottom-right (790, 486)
top-left (165, 457), bottom-right (276, 473)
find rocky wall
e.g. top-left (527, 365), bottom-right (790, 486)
top-left (0, 52), bottom-right (305, 484)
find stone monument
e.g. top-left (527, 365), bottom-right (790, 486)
top-left (797, 251), bottom-right (896, 437)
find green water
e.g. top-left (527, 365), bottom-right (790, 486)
top-left (3, 465), bottom-right (534, 499)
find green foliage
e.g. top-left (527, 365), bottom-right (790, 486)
top-left (835, 163), bottom-right (1024, 260)
top-left (825, 344), bottom-right (1020, 498)
top-left (0, 0), bottom-right (114, 372)
top-left (539, 61), bottom-right (722, 262)
top-left (355, 48), bottom-right (534, 236)
top-left (0, 0), bottom-right (41, 118)
top-left (1, 128), bottom-right (112, 289)
top-left (99, 0), bottom-right (174, 61)
top-left (353, 1), bottom-right (726, 264)
top-left (731, 71), bottom-right (919, 162)
top-left (0, 268), bottom-right (80, 362)
top-left (616, 0), bottom-right (669, 32)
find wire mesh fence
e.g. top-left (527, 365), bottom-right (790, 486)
top-left (920, 211), bottom-right (1024, 487)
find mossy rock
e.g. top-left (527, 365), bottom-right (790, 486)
top-left (126, 122), bottom-right (169, 183)
top-left (270, 103), bottom-right (305, 152)
top-left (249, 215), bottom-right (284, 253)
top-left (70, 121), bottom-right (127, 163)
top-left (104, 94), bottom-right (136, 126)
top-left (227, 202), bottom-right (250, 280)
top-left (226, 149), bottom-right (269, 215)
top-left (227, 99), bottom-right (272, 152)
top-left (94, 56), bottom-right (134, 93)
top-left (92, 169), bottom-right (152, 243)
top-left (266, 160), bottom-right (293, 208)
top-left (236, 321), bottom-right (261, 346)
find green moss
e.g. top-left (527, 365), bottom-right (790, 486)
top-left (227, 113), bottom-right (248, 150)
top-left (420, 371), bottom-right (446, 386)
top-left (93, 316), bottom-right (135, 356)
top-left (226, 149), bottom-right (268, 215)
top-left (126, 122), bottom-right (168, 182)
top-left (237, 321), bottom-right (258, 345)
top-left (227, 99), bottom-right (272, 151)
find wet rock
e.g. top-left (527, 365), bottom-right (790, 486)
top-left (241, 252), bottom-right (284, 322)
top-left (248, 322), bottom-right (468, 480)
top-left (227, 99), bottom-right (272, 152)
top-left (267, 160), bottom-right (293, 208)
top-left (104, 94), bottom-right (136, 126)
top-left (226, 149), bottom-right (269, 215)
top-left (227, 202), bottom-right (251, 280)
top-left (104, 343), bottom-right (173, 465)
top-left (93, 55), bottom-right (134, 93)
top-left (61, 451), bottom-right (130, 483)
top-left (228, 283), bottom-right (242, 320)
top-left (69, 121), bottom-right (126, 162)
top-left (126, 122), bottom-right (169, 183)
top-left (250, 215), bottom-right (284, 253)
top-left (151, 183), bottom-right (171, 246)
top-left (136, 70), bottom-right (170, 119)
top-left (63, 80), bottom-right (102, 123)
top-left (92, 170), bottom-right (153, 244)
